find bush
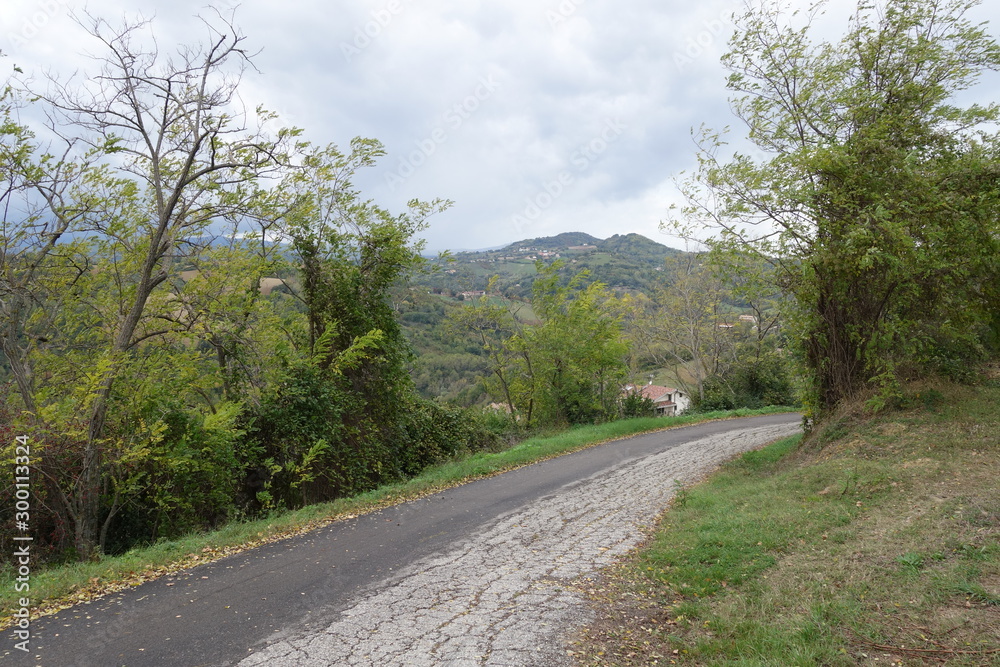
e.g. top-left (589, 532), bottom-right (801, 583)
top-left (104, 402), bottom-right (244, 553)
top-left (238, 363), bottom-right (392, 513)
top-left (238, 365), bottom-right (522, 515)
top-left (620, 391), bottom-right (656, 418)
top-left (397, 400), bottom-right (518, 476)
top-left (696, 352), bottom-right (796, 411)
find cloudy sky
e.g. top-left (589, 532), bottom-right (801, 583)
top-left (3, 0), bottom-right (998, 252)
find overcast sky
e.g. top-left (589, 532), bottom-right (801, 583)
top-left (3, 0), bottom-right (998, 252)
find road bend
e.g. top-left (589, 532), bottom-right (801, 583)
top-left (4, 413), bottom-right (801, 666)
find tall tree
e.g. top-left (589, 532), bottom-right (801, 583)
top-left (20, 12), bottom-right (294, 556)
top-left (671, 0), bottom-right (1000, 414)
top-left (276, 138), bottom-right (450, 485)
top-left (0, 82), bottom-right (98, 416)
top-left (447, 278), bottom-right (529, 418)
top-left (528, 265), bottom-right (629, 425)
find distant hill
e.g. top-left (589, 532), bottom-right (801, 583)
top-left (493, 231), bottom-right (677, 257)
top-left (401, 231), bottom-right (689, 405)
top-left (416, 232), bottom-right (685, 297)
top-left (499, 232), bottom-right (602, 252)
top-left (597, 233), bottom-right (683, 264)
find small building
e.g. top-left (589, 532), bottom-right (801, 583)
top-left (623, 383), bottom-right (690, 416)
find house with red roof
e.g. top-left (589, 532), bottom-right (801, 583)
top-left (623, 382), bottom-right (690, 417)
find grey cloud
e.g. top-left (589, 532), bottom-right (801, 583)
top-left (5, 0), bottom-right (998, 251)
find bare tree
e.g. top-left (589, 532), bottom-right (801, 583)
top-left (627, 254), bottom-right (735, 403)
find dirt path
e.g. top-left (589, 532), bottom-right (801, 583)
top-left (239, 421), bottom-right (800, 667)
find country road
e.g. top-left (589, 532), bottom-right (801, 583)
top-left (4, 413), bottom-right (800, 667)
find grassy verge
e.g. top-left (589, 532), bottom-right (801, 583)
top-left (572, 382), bottom-right (1000, 666)
top-left (0, 406), bottom-right (794, 626)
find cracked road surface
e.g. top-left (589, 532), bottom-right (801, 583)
top-left (6, 414), bottom-right (800, 666)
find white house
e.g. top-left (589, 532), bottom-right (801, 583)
top-left (623, 383), bottom-right (691, 416)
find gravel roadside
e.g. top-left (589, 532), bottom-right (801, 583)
top-left (240, 421), bottom-right (801, 667)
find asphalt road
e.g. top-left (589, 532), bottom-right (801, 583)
top-left (3, 413), bottom-right (801, 667)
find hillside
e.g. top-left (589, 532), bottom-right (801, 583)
top-left (572, 377), bottom-right (1000, 664)
top-left (418, 231), bottom-right (684, 298)
top-left (401, 232), bottom-right (690, 404)
top-left (500, 231), bottom-right (602, 251)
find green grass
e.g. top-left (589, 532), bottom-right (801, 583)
top-left (573, 382), bottom-right (1000, 666)
top-left (0, 406), bottom-right (795, 626)
top-left (466, 260), bottom-right (537, 277)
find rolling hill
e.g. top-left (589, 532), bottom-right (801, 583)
top-left (418, 232), bottom-right (684, 297)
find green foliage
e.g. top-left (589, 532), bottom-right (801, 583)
top-left (624, 254), bottom-right (734, 403)
top-left (240, 362), bottom-right (375, 511)
top-left (0, 16), bottom-right (470, 560)
top-left (0, 14), bottom-right (311, 558)
top-left (396, 399), bottom-right (505, 477)
top-left (239, 361), bottom-right (516, 516)
top-left (522, 264), bottom-right (630, 425)
top-left (447, 278), bottom-right (533, 417)
top-left (620, 391), bottom-right (656, 419)
top-left (105, 401), bottom-right (244, 553)
top-left (281, 138), bottom-right (452, 466)
top-left (417, 232), bottom-right (683, 297)
top-left (896, 552), bottom-right (925, 572)
top-left (673, 0), bottom-right (1000, 415)
top-left (452, 264), bottom-right (630, 427)
top-left (397, 291), bottom-right (494, 405)
top-left (696, 346), bottom-right (797, 411)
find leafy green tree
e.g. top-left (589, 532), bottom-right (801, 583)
top-left (455, 264), bottom-right (629, 426)
top-left (2, 14), bottom-right (495, 560)
top-left (171, 236), bottom-right (302, 406)
top-left (696, 341), bottom-right (796, 411)
top-left (276, 139), bottom-right (450, 478)
top-left (672, 0), bottom-right (1000, 414)
top-left (447, 278), bottom-right (531, 417)
top-left (13, 13), bottom-right (297, 557)
top-left (527, 264), bottom-right (629, 425)
top-left (0, 83), bottom-right (99, 416)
